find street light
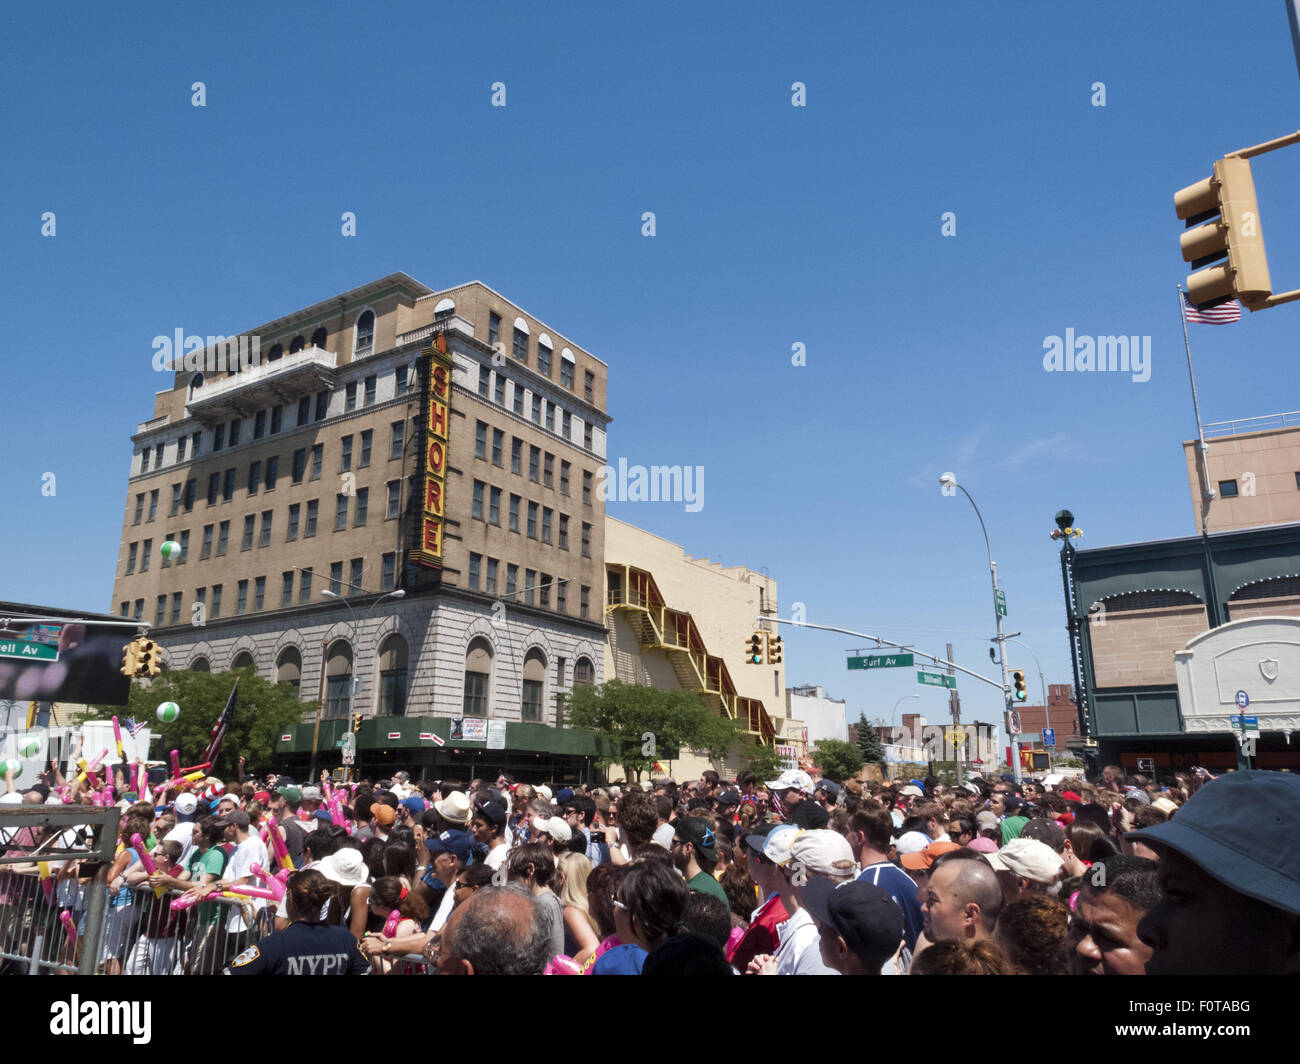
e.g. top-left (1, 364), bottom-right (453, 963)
top-left (940, 472), bottom-right (1020, 783)
top-left (1005, 637), bottom-right (1050, 765)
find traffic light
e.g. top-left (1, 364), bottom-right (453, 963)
top-left (1175, 155), bottom-right (1271, 311)
top-left (766, 635), bottom-right (783, 665)
top-left (352, 712), bottom-right (363, 733)
top-left (1011, 668), bottom-right (1028, 703)
top-left (134, 638), bottom-right (161, 677)
top-left (120, 641), bottom-right (139, 677)
top-left (746, 632), bottom-right (765, 665)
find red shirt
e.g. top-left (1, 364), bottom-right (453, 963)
top-left (727, 893), bottom-right (789, 971)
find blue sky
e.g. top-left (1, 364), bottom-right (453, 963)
top-left (4, 1), bottom-right (1299, 747)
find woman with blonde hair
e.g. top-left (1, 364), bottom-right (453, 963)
top-left (555, 851), bottom-right (600, 960)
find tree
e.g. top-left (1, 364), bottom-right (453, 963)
top-left (812, 738), bottom-right (865, 783)
top-left (744, 740), bottom-right (786, 784)
top-left (856, 712), bottom-right (886, 767)
top-left (84, 666), bottom-right (311, 780)
top-left (565, 679), bottom-right (747, 781)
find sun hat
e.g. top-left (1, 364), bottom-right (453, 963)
top-left (764, 770), bottom-right (814, 794)
top-left (434, 791), bottom-right (472, 825)
top-left (318, 848), bottom-right (368, 887)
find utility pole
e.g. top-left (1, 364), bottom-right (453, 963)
top-left (946, 642), bottom-right (964, 777)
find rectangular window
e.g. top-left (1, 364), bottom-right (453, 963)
top-left (201, 524), bottom-right (213, 560)
top-left (360, 430), bottom-right (372, 468)
top-left (529, 446), bottom-right (540, 482)
top-left (584, 370), bottom-right (595, 402)
top-left (223, 468), bottom-right (236, 501)
top-left (583, 470), bottom-right (593, 506)
top-left (259, 510), bottom-right (272, 547)
top-left (513, 327), bottom-right (529, 363)
top-left (242, 515), bottom-right (255, 551)
top-left (561, 359), bottom-right (574, 390)
top-left (468, 553), bottom-right (481, 591)
top-left (170, 591), bottom-right (183, 625)
top-left (148, 490), bottom-right (159, 521)
top-left (140, 538), bottom-right (152, 571)
top-left (192, 430), bottom-right (202, 456)
top-left (335, 494), bottom-right (349, 531)
top-left (206, 474), bottom-right (219, 506)
top-left (287, 503), bottom-right (300, 541)
top-left (539, 574), bottom-right (551, 608)
top-left (472, 480), bottom-right (485, 520)
top-left (560, 460), bottom-right (570, 495)
top-left (381, 552), bottom-right (396, 591)
top-left (509, 494), bottom-right (520, 533)
top-left (1219, 480), bottom-right (1239, 498)
top-left (386, 481), bottom-right (400, 519)
top-left (297, 396), bottom-right (310, 427)
top-left (229, 418), bottom-right (241, 447)
top-left (292, 449), bottom-right (306, 484)
top-left (525, 569), bottom-right (536, 606)
top-left (236, 580), bottom-right (248, 616)
top-left (350, 558), bottom-right (363, 595)
top-left (475, 421), bottom-right (487, 460)
top-left (559, 514), bottom-right (569, 550)
top-left (281, 572), bottom-right (294, 607)
top-left (133, 493), bottom-right (144, 524)
top-left (494, 375), bottom-right (505, 406)
top-left (506, 564), bottom-right (518, 598)
top-left (183, 479), bottom-right (196, 512)
top-left (581, 585), bottom-right (590, 619)
top-left (354, 487), bottom-right (368, 526)
top-left (211, 584), bottom-right (223, 619)
top-left (522, 680), bottom-right (543, 722)
top-left (255, 410), bottom-right (266, 438)
top-left (330, 562), bottom-right (343, 596)
top-left (248, 460), bottom-right (262, 495)
top-left (390, 421), bottom-right (404, 461)
top-left (177, 436), bottom-right (188, 462)
top-left (270, 405), bottom-right (283, 434)
top-left (155, 595), bottom-right (167, 628)
top-left (133, 599), bottom-right (144, 621)
top-left (531, 395), bottom-right (542, 424)
top-left (489, 486), bottom-right (501, 525)
top-left (264, 456), bottom-right (278, 490)
top-left (306, 500), bottom-right (318, 537)
top-left (485, 558), bottom-right (499, 595)
top-left (584, 423), bottom-right (593, 450)
top-left (464, 672), bottom-right (488, 717)
top-left (340, 436), bottom-right (353, 472)
top-left (491, 428), bottom-right (503, 466)
top-left (315, 391), bottom-right (329, 421)
top-left (346, 382), bottom-right (357, 411)
top-left (126, 542), bottom-right (138, 573)
top-left (512, 384), bottom-right (524, 416)
top-left (541, 507), bottom-right (552, 544)
top-left (557, 581), bottom-right (566, 615)
top-left (364, 375), bottom-right (376, 406)
top-left (311, 443), bottom-right (323, 481)
top-left (395, 364), bottom-right (409, 397)
top-left (582, 521), bottom-right (592, 558)
top-left (527, 501), bottom-right (538, 539)
top-left (214, 424), bottom-right (225, 451)
top-left (254, 576), bottom-right (265, 612)
top-left (511, 438), bottom-right (522, 475)
top-left (217, 521), bottom-right (229, 556)
top-left (177, 529), bottom-right (189, 565)
top-left (326, 675), bottom-right (351, 720)
top-left (478, 365), bottom-right (490, 397)
top-left (169, 483), bottom-right (182, 517)
top-left (489, 312), bottom-right (500, 345)
top-left (544, 453), bottom-right (554, 488)
top-left (538, 345), bottom-right (552, 376)
top-left (139, 449), bottom-right (149, 475)
top-left (298, 569), bottom-right (312, 605)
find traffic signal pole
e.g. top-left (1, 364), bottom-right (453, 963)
top-left (991, 561), bottom-right (1020, 785)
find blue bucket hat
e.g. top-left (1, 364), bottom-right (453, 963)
top-left (1127, 770), bottom-right (1300, 918)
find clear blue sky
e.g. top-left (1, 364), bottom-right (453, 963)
top-left (4, 1), bottom-right (1299, 749)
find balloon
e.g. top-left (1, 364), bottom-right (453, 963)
top-left (18, 737), bottom-right (40, 758)
top-left (160, 540), bottom-right (182, 561)
top-left (1, 759), bottom-right (21, 779)
top-left (156, 702), bottom-right (180, 724)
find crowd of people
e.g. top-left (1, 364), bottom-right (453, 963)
top-left (3, 758), bottom-right (1298, 975)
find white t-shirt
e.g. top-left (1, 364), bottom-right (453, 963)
top-left (430, 881), bottom-right (457, 931)
top-left (775, 907), bottom-right (836, 975)
top-left (224, 833), bottom-right (270, 932)
top-left (484, 843), bottom-right (510, 871)
top-left (165, 821), bottom-right (195, 867)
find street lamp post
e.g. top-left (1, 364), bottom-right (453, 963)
top-left (941, 472), bottom-right (1019, 784)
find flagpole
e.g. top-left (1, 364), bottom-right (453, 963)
top-left (1178, 284), bottom-right (1214, 536)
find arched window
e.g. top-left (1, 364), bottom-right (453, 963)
top-left (433, 297), bottom-right (455, 324)
top-left (310, 326), bottom-right (327, 349)
top-left (231, 651), bottom-right (255, 672)
top-left (378, 633), bottom-right (409, 716)
top-left (189, 657), bottom-right (210, 673)
top-left (289, 335), bottom-right (306, 354)
top-left (268, 343), bottom-right (284, 362)
top-left (276, 646), bottom-right (302, 689)
top-left (522, 648), bottom-right (547, 722)
top-left (355, 309), bottom-right (375, 354)
top-left (326, 640), bottom-right (354, 718)
top-left (573, 657), bottom-right (595, 686)
top-left (464, 637), bottom-right (493, 716)
top-left (537, 333), bottom-right (553, 377)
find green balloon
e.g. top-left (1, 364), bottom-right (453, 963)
top-left (156, 702), bottom-right (180, 724)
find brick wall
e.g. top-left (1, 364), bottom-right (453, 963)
top-left (1090, 603), bottom-right (1209, 687)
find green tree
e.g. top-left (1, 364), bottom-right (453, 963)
top-left (744, 739), bottom-right (786, 784)
top-left (84, 666), bottom-right (312, 779)
top-left (856, 712), bottom-right (887, 769)
top-left (565, 679), bottom-right (747, 781)
top-left (812, 738), bottom-right (865, 783)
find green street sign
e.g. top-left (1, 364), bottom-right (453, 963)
top-left (995, 589), bottom-right (1007, 617)
top-left (848, 653), bottom-right (913, 670)
top-left (917, 671), bottom-right (957, 689)
top-left (0, 639), bottom-right (59, 662)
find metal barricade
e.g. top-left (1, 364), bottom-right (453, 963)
top-left (369, 951), bottom-right (433, 975)
top-left (114, 883), bottom-right (265, 976)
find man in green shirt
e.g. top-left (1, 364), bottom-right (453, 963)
top-left (672, 817), bottom-right (728, 906)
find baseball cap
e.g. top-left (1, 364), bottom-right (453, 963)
top-left (984, 837), bottom-right (1063, 883)
top-left (533, 815), bottom-right (572, 843)
top-left (900, 840), bottom-right (961, 871)
top-left (399, 796), bottom-right (427, 815)
top-left (802, 879), bottom-right (904, 971)
top-left (1126, 770), bottom-right (1300, 918)
top-left (966, 836), bottom-right (998, 854)
top-left (1003, 796), bottom-right (1026, 813)
top-left (555, 788), bottom-right (575, 804)
top-left (673, 817), bottom-right (718, 866)
top-left (373, 805), bottom-right (397, 827)
top-left (276, 786), bottom-right (302, 805)
top-left (219, 809), bottom-right (250, 831)
top-left (789, 829), bottom-right (856, 879)
top-left (174, 793), bottom-right (198, 815)
top-left (1019, 817), bottom-right (1066, 853)
top-left (716, 790), bottom-right (741, 807)
top-left (814, 780), bottom-right (841, 799)
top-left (747, 823), bottom-right (802, 866)
top-left (764, 770), bottom-right (814, 794)
top-left (300, 786), bottom-right (322, 802)
top-left (899, 784), bottom-right (924, 798)
top-left (426, 829), bottom-right (473, 864)
top-left (477, 800), bottom-right (508, 828)
top-left (895, 831), bottom-right (931, 855)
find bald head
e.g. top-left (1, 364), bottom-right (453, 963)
top-left (924, 854), bottom-right (1004, 942)
top-left (441, 886), bottom-right (550, 976)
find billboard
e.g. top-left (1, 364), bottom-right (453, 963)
top-left (0, 621), bottom-right (132, 706)
top-left (408, 335), bottom-right (453, 570)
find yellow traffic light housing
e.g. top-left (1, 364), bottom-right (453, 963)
top-left (766, 635), bottom-right (783, 665)
top-left (352, 712), bottom-right (363, 733)
top-left (135, 638), bottom-right (160, 678)
top-left (1011, 668), bottom-right (1028, 703)
top-left (120, 641), bottom-right (139, 677)
top-left (746, 632), bottom-right (765, 665)
top-left (1176, 156), bottom-right (1271, 310)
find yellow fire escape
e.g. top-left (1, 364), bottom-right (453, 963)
top-left (606, 563), bottom-right (777, 746)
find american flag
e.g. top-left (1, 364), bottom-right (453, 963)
top-left (201, 682), bottom-right (239, 767)
top-left (122, 717), bottom-right (148, 738)
top-left (1184, 293), bottom-right (1242, 324)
